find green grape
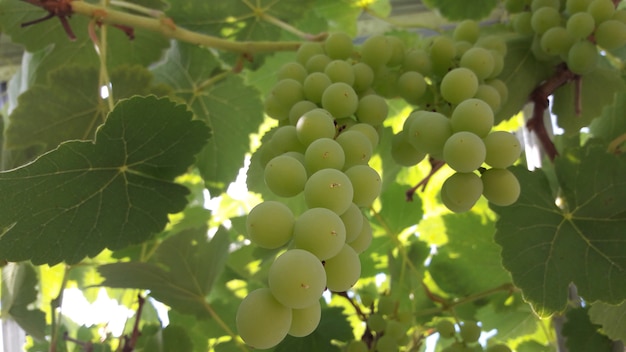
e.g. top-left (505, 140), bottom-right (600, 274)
top-left (429, 36), bottom-right (457, 75)
top-left (345, 165), bottom-right (382, 207)
top-left (368, 313), bottom-right (387, 333)
top-left (268, 249), bottom-right (327, 309)
top-left (443, 131), bottom-right (487, 173)
top-left (531, 7), bottom-right (561, 34)
top-left (324, 244), bottom-right (361, 292)
top-left (481, 168), bottom-right (521, 206)
top-left (322, 82), bottom-right (359, 118)
top-left (566, 40), bottom-right (598, 74)
top-left (377, 295), bottom-right (396, 316)
top-left (512, 12), bottom-right (534, 35)
top-left (440, 68), bottom-right (479, 104)
top-left (375, 335), bottom-right (399, 352)
top-left (348, 215), bottom-right (373, 253)
top-left (566, 12), bottom-right (595, 39)
top-left (387, 35), bottom-right (407, 67)
top-left (443, 342), bottom-right (468, 352)
top-left (341, 203), bottom-right (364, 243)
top-left (264, 95), bottom-right (290, 121)
top-left (306, 53), bottom-right (332, 73)
top-left (372, 66), bottom-right (400, 98)
top-left (486, 79), bottom-right (509, 104)
top-left (595, 20), bottom-right (626, 50)
top-left (403, 48), bottom-right (432, 75)
top-left (236, 288), bottom-right (292, 349)
top-left (294, 207), bottom-right (346, 260)
top-left (336, 130), bottom-right (374, 168)
top-left (303, 72), bottom-right (332, 104)
top-left (289, 300), bottom-right (321, 337)
top-left (350, 123), bottom-right (380, 148)
top-left (296, 109), bottom-right (336, 146)
top-left (289, 100), bottom-right (319, 125)
top-left (264, 155), bottom-right (308, 197)
top-left (385, 320), bottom-right (407, 341)
top-left (505, 0), bottom-right (528, 13)
top-left (531, 34), bottom-right (556, 61)
top-left (476, 35), bottom-right (507, 56)
top-left (407, 111), bottom-right (453, 155)
top-left (454, 20), bottom-right (480, 43)
top-left (441, 172), bottom-right (483, 213)
top-left (352, 62), bottom-right (375, 92)
top-left (397, 71), bottom-right (427, 104)
top-left (566, 0), bottom-right (593, 14)
top-left (269, 78), bottom-right (304, 110)
top-left (360, 35), bottom-right (392, 68)
top-left (391, 131), bottom-right (427, 167)
top-left (531, 0), bottom-right (560, 11)
top-left (347, 340), bottom-right (369, 352)
top-left (460, 321), bottom-right (481, 343)
top-left (325, 32), bottom-right (354, 60)
top-left (540, 26), bottom-right (574, 55)
top-left (436, 320), bottom-right (457, 339)
top-left (296, 42), bottom-right (325, 65)
top-left (488, 51), bottom-right (505, 79)
top-left (270, 126), bottom-right (306, 154)
top-left (336, 117), bottom-right (358, 133)
top-left (277, 62), bottom-right (307, 83)
top-left (612, 9), bottom-right (626, 23)
top-left (304, 168), bottom-right (354, 214)
top-left (483, 131), bottom-right (522, 168)
top-left (246, 201), bottom-right (294, 249)
top-left (588, 0), bottom-right (615, 23)
top-left (486, 344), bottom-right (512, 352)
top-left (325, 60), bottom-right (356, 85)
top-left (450, 98), bottom-right (494, 137)
top-left (474, 85), bottom-right (502, 113)
top-left (460, 47), bottom-right (494, 80)
top-left (284, 151), bottom-right (305, 165)
top-left (304, 137), bottom-right (345, 173)
top-left (355, 94), bottom-right (389, 126)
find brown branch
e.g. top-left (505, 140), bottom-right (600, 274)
top-left (405, 158), bottom-right (446, 201)
top-left (122, 294), bottom-right (146, 352)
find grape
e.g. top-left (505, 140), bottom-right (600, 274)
top-left (352, 62), bottom-right (375, 92)
top-left (270, 125), bottom-right (306, 154)
top-left (566, 40), bottom-right (598, 74)
top-left (376, 335), bottom-right (399, 352)
top-left (385, 320), bottom-right (407, 341)
top-left (443, 131), bottom-right (487, 172)
top-left (429, 36), bottom-right (456, 75)
top-left (372, 66), bottom-right (400, 98)
top-left (450, 98), bottom-right (494, 137)
top-left (268, 249), bottom-right (327, 309)
top-left (486, 79), bottom-right (509, 104)
top-left (296, 42), bottom-right (325, 65)
top-left (347, 340), bottom-right (369, 352)
top-left (476, 35), bottom-right (507, 56)
top-left (442, 342), bottom-right (467, 352)
top-left (296, 109), bottom-right (336, 146)
top-left (397, 71), bottom-right (427, 104)
top-left (454, 20), bottom-right (480, 43)
top-left (294, 207), bottom-right (346, 260)
top-left (269, 79), bottom-right (304, 110)
top-left (236, 288), bottom-right (292, 349)
top-left (264, 95), bottom-right (290, 121)
top-left (531, 0), bottom-right (560, 11)
top-left (506, 0), bottom-right (528, 13)
top-left (348, 215), bottom-right (373, 254)
top-left (325, 32), bottom-right (354, 60)
top-left (341, 203), bottom-right (364, 242)
top-left (460, 47), bottom-right (495, 80)
top-left (355, 94), bottom-right (388, 126)
top-left (321, 82), bottom-right (359, 118)
top-left (403, 49), bottom-right (432, 75)
top-left (387, 35), bottom-right (407, 66)
top-left (324, 244), bottom-right (361, 292)
top-left (246, 201), bottom-right (294, 249)
top-left (325, 60), bottom-right (356, 85)
top-left (391, 131), bottom-right (427, 166)
top-left (595, 20), bottom-right (626, 50)
top-left (613, 9), bottom-right (626, 23)
top-left (456, 41), bottom-right (474, 60)
top-left (481, 168), bottom-right (521, 206)
top-left (304, 168), bottom-right (354, 214)
top-left (407, 111), bottom-right (453, 155)
top-left (566, 12), bottom-right (595, 39)
top-left (350, 123), bottom-right (380, 148)
top-left (264, 155), bottom-right (308, 197)
top-left (460, 321), bottom-right (481, 343)
top-left (336, 130), bottom-right (374, 168)
top-left (303, 72), bottom-right (332, 104)
top-left (488, 51), bottom-right (505, 78)
top-left (377, 295), bottom-right (396, 316)
top-left (483, 131), bottom-right (522, 168)
top-left (360, 35), bottom-right (392, 68)
top-left (588, 0), bottom-right (615, 23)
top-left (486, 344), bottom-right (513, 352)
top-left (441, 172), bottom-right (483, 213)
top-left (345, 165), bottom-right (382, 207)
top-left (540, 26), bottom-right (574, 56)
top-left (289, 300), bottom-right (321, 337)
top-left (474, 84), bottom-right (502, 113)
top-left (566, 0), bottom-right (593, 14)
top-left (277, 62), bottom-right (307, 83)
top-left (304, 138), bottom-right (345, 173)
top-left (305, 54), bottom-right (332, 73)
top-left (512, 12), bottom-right (534, 36)
top-left (440, 68), bottom-right (479, 104)
top-left (436, 320), bottom-right (457, 339)
top-left (531, 7), bottom-right (561, 34)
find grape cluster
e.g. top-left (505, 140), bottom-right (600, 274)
top-left (508, 0), bottom-right (626, 73)
top-left (366, 295), bottom-right (412, 352)
top-left (436, 319), bottom-right (512, 352)
top-left (391, 22), bottom-right (522, 212)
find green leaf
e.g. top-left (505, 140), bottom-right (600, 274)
top-left (152, 42), bottom-right (264, 195)
top-left (589, 301), bottom-right (626, 342)
top-left (553, 67), bottom-right (626, 136)
top-left (98, 227), bottom-right (230, 316)
top-left (491, 144), bottom-right (626, 316)
top-left (562, 307), bottom-right (613, 352)
top-left (0, 96), bottom-right (210, 265)
top-left (312, 0), bottom-right (363, 35)
top-left (476, 292), bottom-right (539, 341)
top-left (0, 262), bottom-right (46, 340)
top-left (423, 0), bottom-right (498, 20)
top-left (375, 182), bottom-right (424, 235)
top-left (274, 307), bottom-right (353, 352)
top-left (590, 91), bottom-right (626, 147)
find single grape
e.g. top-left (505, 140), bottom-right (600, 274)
top-left (305, 53), bottom-right (332, 73)
top-left (336, 130), bottom-right (374, 168)
top-left (429, 36), bottom-right (456, 75)
top-left (296, 42), bottom-right (325, 65)
top-left (486, 79), bottom-right (509, 104)
top-left (304, 168), bottom-right (354, 215)
top-left (355, 94), bottom-right (389, 126)
top-left (236, 288), bottom-right (292, 349)
top-left (387, 35), bottom-right (407, 67)
top-left (566, 12), bottom-right (595, 39)
top-left (450, 98), bottom-right (494, 137)
top-left (613, 8), bottom-right (626, 23)
top-left (407, 111), bottom-right (453, 155)
top-left (512, 12), bottom-right (534, 36)
top-left (372, 66), bottom-right (400, 98)
top-left (460, 321), bottom-right (481, 343)
top-left (264, 95), bottom-right (290, 121)
top-left (294, 207), bottom-right (346, 260)
top-left (296, 109), bottom-right (336, 146)
top-left (325, 60), bottom-right (356, 85)
top-left (277, 62), bottom-right (307, 83)
top-left (476, 35), bottom-right (507, 56)
top-left (481, 168), bottom-right (521, 206)
top-left (531, 7), bottom-right (561, 34)
top-left (289, 100), bottom-right (319, 126)
top-left (352, 62), bottom-right (375, 92)
top-left (397, 71), bottom-right (427, 104)
top-left (403, 48), bottom-right (432, 75)
top-left (246, 201), bottom-right (294, 249)
top-left (350, 123), bottom-right (380, 148)
top-left (488, 51), bottom-right (505, 78)
top-left (269, 79), bottom-right (304, 110)
top-left (460, 47), bottom-right (495, 80)
top-left (567, 40), bottom-right (598, 74)
top-left (360, 35), bottom-right (392, 68)
top-left (346, 340), bottom-right (368, 352)
top-left (483, 131), bottom-right (522, 168)
top-left (325, 32), bottom-right (354, 60)
top-left (303, 72), bottom-right (332, 104)
top-left (474, 85), bottom-right (502, 113)
top-left (436, 320), bottom-right (457, 339)
top-left (377, 295), bottom-right (396, 316)
top-left (341, 203), bottom-right (364, 243)
top-left (531, 0), bottom-right (560, 11)
top-left (324, 244), bottom-right (361, 292)
top-left (321, 82), bottom-right (359, 118)
top-left (540, 26), bottom-right (574, 55)
top-left (268, 249), bottom-right (327, 309)
top-left (304, 137), bottom-right (345, 173)
top-left (264, 154), bottom-right (308, 197)
top-left (455, 41), bottom-right (473, 59)
top-left (595, 20), bottom-right (626, 50)
top-left (440, 68), bottom-right (479, 104)
top-left (269, 126), bottom-right (306, 155)
top-left (289, 300), bottom-right (321, 337)
top-left (588, 0), bottom-right (615, 23)
top-left (344, 165), bottom-right (382, 208)
top-left (348, 215), bottom-right (373, 254)
top-left (391, 131), bottom-right (427, 166)
top-left (368, 313), bottom-right (387, 332)
top-left (375, 335), bottom-right (399, 352)
top-left (441, 172), bottom-right (483, 213)
top-left (443, 131), bottom-right (487, 173)
top-left (506, 0), bottom-right (528, 13)
top-left (385, 320), bottom-right (407, 341)
top-left (566, 0), bottom-right (593, 14)
top-left (454, 20), bottom-right (480, 43)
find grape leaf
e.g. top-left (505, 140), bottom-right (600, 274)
top-left (375, 182), bottom-right (424, 235)
top-left (98, 227), bottom-right (230, 317)
top-left (423, 0), bottom-right (498, 20)
top-left (0, 96), bottom-right (210, 265)
top-left (274, 307), bottom-right (353, 352)
top-left (491, 144), bottom-right (626, 316)
top-left (562, 307), bottom-right (613, 352)
top-left (476, 292), bottom-right (538, 341)
top-left (0, 262), bottom-right (46, 340)
top-left (312, 0), bottom-right (363, 35)
top-left (152, 42), bottom-right (264, 195)
top-left (590, 91), bottom-right (626, 147)
top-left (589, 301), bottom-right (626, 342)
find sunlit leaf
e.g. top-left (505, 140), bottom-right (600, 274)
top-left (0, 262), bottom-right (46, 340)
top-left (589, 301), bottom-right (626, 342)
top-left (562, 307), bottom-right (613, 352)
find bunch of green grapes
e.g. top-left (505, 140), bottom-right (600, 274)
top-left (435, 319), bottom-right (511, 352)
top-left (509, 0), bottom-right (626, 74)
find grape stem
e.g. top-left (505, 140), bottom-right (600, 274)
top-left (405, 158), bottom-right (445, 201)
top-left (121, 294), bottom-right (146, 352)
top-left (336, 291), bottom-right (375, 348)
